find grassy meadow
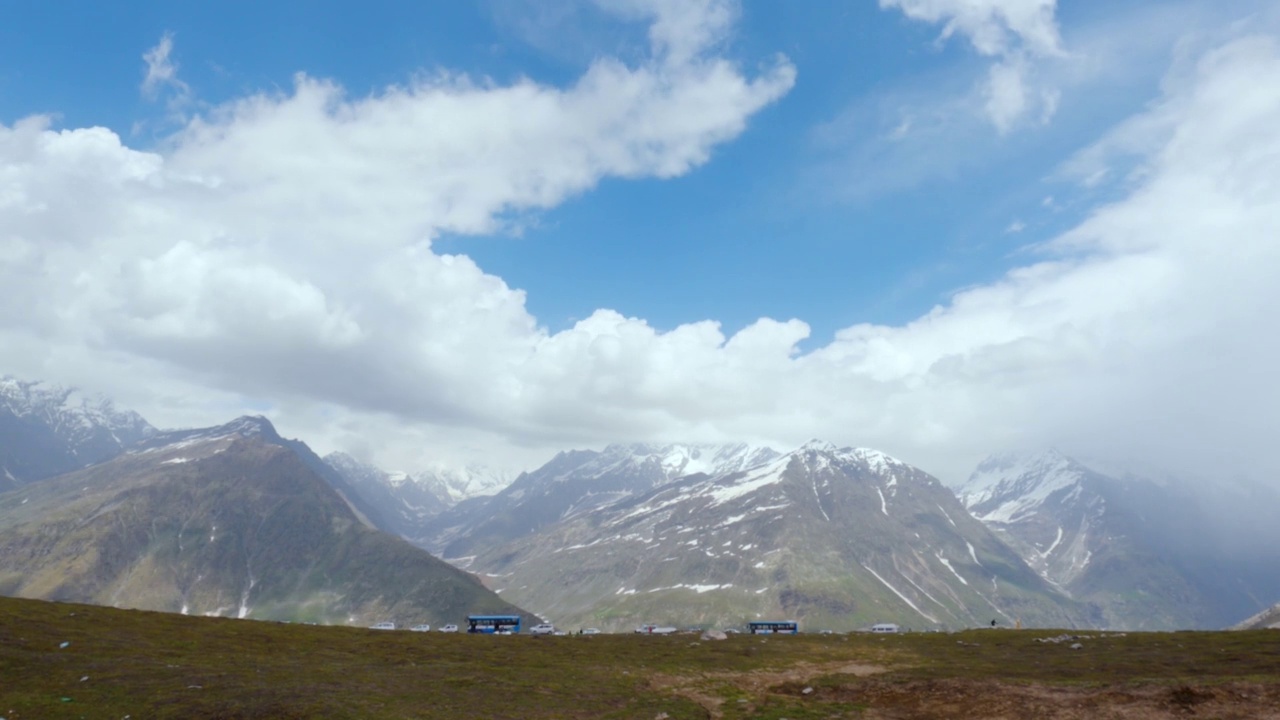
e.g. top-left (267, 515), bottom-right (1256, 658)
top-left (3, 596), bottom-right (1280, 719)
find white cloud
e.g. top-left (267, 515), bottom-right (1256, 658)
top-left (880, 0), bottom-right (1063, 131)
top-left (3, 10), bottom-right (1279, 491)
top-left (141, 32), bottom-right (190, 102)
top-left (0, 2), bottom-right (794, 464)
top-left (596, 0), bottom-right (737, 65)
top-left (983, 56), bottom-right (1029, 133)
top-left (880, 0), bottom-right (1061, 56)
top-left (812, 1), bottom-right (1266, 201)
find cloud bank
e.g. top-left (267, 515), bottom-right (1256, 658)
top-left (2, 5), bottom-right (1278, 486)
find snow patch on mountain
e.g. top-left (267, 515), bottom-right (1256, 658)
top-left (850, 447), bottom-right (902, 477)
top-left (600, 442), bottom-right (782, 483)
top-left (966, 541), bottom-right (982, 566)
top-left (647, 583), bottom-right (734, 594)
top-left (862, 563), bottom-right (938, 623)
top-left (0, 377), bottom-right (154, 443)
top-left (706, 455), bottom-right (790, 506)
top-left (421, 464), bottom-right (514, 501)
top-left (134, 416), bottom-right (273, 454)
top-left (957, 449), bottom-right (1084, 524)
top-left (936, 553), bottom-right (968, 586)
top-left (0, 376), bottom-right (156, 478)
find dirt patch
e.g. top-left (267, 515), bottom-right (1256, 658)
top-left (794, 679), bottom-right (1280, 719)
top-left (649, 659), bottom-right (1280, 720)
top-left (648, 660), bottom-right (889, 718)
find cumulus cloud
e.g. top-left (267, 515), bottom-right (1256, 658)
top-left (880, 0), bottom-right (1064, 132)
top-left (0, 2), bottom-right (794, 460)
top-left (3, 9), bottom-right (1278, 489)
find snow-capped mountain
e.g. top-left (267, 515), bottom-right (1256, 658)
top-left (131, 415), bottom-right (274, 453)
top-left (1232, 602), bottom-right (1280, 630)
top-left (421, 464), bottom-right (514, 502)
top-left (956, 450), bottom-right (1280, 629)
top-left (450, 441), bottom-right (1091, 632)
top-left (955, 450), bottom-right (1100, 587)
top-left (324, 453), bottom-right (452, 541)
top-left (0, 416), bottom-right (526, 626)
top-left (421, 442), bottom-right (781, 559)
top-left (0, 376), bottom-right (155, 489)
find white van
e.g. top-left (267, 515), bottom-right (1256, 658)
top-left (870, 623), bottom-right (900, 633)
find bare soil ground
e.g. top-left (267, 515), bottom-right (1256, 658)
top-left (657, 660), bottom-right (1280, 719)
top-left (785, 679), bottom-right (1280, 719)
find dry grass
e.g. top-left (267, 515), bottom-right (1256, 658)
top-left (3, 597), bottom-right (1279, 719)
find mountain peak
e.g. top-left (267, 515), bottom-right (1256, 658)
top-left (789, 442), bottom-right (907, 478)
top-left (957, 449), bottom-right (1090, 526)
top-left (0, 376), bottom-right (155, 436)
top-left (0, 375), bottom-right (156, 485)
top-left (593, 442), bottom-right (780, 479)
top-left (221, 415), bottom-right (276, 438)
top-left (972, 448), bottom-right (1075, 476)
top-left (131, 415), bottom-right (282, 457)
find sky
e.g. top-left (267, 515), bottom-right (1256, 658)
top-left (2, 0), bottom-right (1278, 485)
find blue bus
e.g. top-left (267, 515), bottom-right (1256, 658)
top-left (749, 620), bottom-right (798, 635)
top-left (467, 615), bottom-right (522, 634)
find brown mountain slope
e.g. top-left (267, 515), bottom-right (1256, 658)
top-left (0, 434), bottom-right (527, 627)
top-left (462, 442), bottom-right (1097, 631)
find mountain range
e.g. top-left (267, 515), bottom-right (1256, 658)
top-left (417, 442), bottom-right (781, 560)
top-left (0, 409), bottom-right (527, 627)
top-left (0, 377), bottom-right (155, 491)
top-left (2, 374), bottom-right (1277, 631)
top-left (323, 452), bottom-right (453, 542)
top-left (955, 450), bottom-right (1280, 629)
top-left (416, 441), bottom-right (1095, 631)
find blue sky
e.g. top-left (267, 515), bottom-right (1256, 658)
top-left (2, 1), bottom-right (1130, 337)
top-left (2, 0), bottom-right (1279, 483)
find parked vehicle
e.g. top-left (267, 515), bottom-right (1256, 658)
top-left (529, 623), bottom-right (556, 635)
top-left (582, 628), bottom-right (602, 635)
top-left (410, 624), bottom-right (431, 632)
top-left (439, 624), bottom-right (459, 633)
top-left (635, 624), bottom-right (678, 635)
top-left (749, 620), bottom-right (798, 635)
top-left (467, 615), bottom-right (522, 634)
top-left (369, 622), bottom-right (396, 630)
